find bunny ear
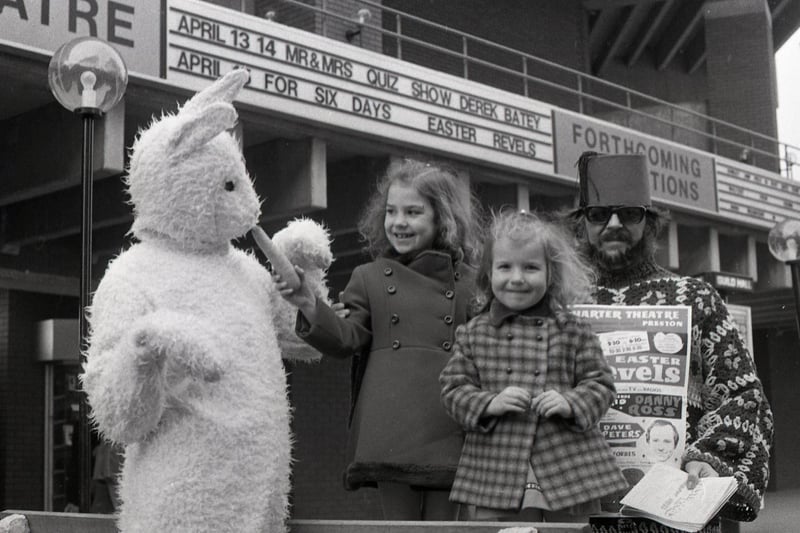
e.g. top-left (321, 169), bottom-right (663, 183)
top-left (170, 102), bottom-right (238, 155)
top-left (180, 68), bottom-right (250, 115)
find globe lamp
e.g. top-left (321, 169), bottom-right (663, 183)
top-left (47, 36), bottom-right (128, 512)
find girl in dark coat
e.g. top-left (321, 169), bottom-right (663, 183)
top-left (440, 210), bottom-right (627, 522)
top-left (277, 158), bottom-right (483, 520)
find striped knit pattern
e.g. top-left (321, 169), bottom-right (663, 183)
top-left (595, 260), bottom-right (774, 522)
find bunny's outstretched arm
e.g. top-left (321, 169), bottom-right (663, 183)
top-left (82, 275), bottom-right (167, 444)
top-left (83, 276), bottom-right (223, 444)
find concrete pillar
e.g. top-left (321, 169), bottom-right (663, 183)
top-left (718, 233), bottom-right (752, 277)
top-left (709, 227), bottom-right (721, 272)
top-left (323, 155), bottom-right (389, 284)
top-left (756, 240), bottom-right (792, 290)
top-left (705, 0), bottom-right (779, 170)
top-left (656, 220), bottom-right (679, 271)
top-left (678, 224), bottom-right (719, 275)
top-left (455, 167), bottom-right (473, 214)
top-left (517, 184), bottom-right (530, 212)
top-left (244, 138), bottom-right (327, 220)
top-left (0, 102), bottom-right (125, 205)
top-left (476, 182), bottom-right (519, 213)
top-left (747, 235), bottom-right (758, 282)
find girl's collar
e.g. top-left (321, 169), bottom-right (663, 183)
top-left (385, 247), bottom-right (464, 266)
top-left (380, 249), bottom-right (464, 284)
top-left (489, 297), bottom-right (553, 327)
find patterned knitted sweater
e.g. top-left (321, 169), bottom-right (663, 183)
top-left (594, 259), bottom-right (773, 522)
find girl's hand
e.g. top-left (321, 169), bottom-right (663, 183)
top-left (275, 266), bottom-right (318, 321)
top-left (531, 390), bottom-right (573, 418)
top-left (332, 291), bottom-right (350, 319)
top-left (484, 386), bottom-right (531, 416)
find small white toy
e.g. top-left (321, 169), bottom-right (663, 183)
top-left (0, 514), bottom-right (29, 533)
top-left (81, 69), bottom-right (331, 532)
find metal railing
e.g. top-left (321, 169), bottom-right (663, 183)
top-left (244, 0), bottom-right (800, 179)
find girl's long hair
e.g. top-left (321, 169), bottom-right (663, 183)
top-left (475, 209), bottom-right (596, 314)
top-left (357, 157), bottom-right (484, 263)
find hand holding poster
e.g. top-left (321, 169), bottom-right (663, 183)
top-left (573, 304), bottom-right (692, 486)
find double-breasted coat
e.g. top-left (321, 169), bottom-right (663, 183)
top-left (297, 250), bottom-right (476, 489)
top-left (440, 301), bottom-right (628, 510)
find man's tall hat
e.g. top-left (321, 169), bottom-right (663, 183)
top-left (576, 151), bottom-right (651, 207)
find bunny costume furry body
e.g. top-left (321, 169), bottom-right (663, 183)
top-left (81, 70), bottom-right (331, 532)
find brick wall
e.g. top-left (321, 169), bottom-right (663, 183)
top-left (382, 0), bottom-right (585, 111)
top-left (288, 357), bottom-right (383, 519)
top-left (257, 0), bottom-right (318, 32)
top-left (0, 291), bottom-right (77, 510)
top-left (0, 290), bottom-right (8, 508)
top-left (254, 0), bottom-right (382, 52)
top-left (285, 156), bottom-right (385, 518)
top-left (705, 0), bottom-right (779, 170)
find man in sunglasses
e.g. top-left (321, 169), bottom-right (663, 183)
top-left (566, 152), bottom-right (773, 531)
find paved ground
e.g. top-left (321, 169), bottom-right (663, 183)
top-left (740, 487), bottom-right (800, 532)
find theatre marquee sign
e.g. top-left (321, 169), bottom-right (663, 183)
top-left (165, 0), bottom-right (554, 176)
top-left (4, 0), bottom-right (800, 228)
top-left (553, 110), bottom-right (718, 215)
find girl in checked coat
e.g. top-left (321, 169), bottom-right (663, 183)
top-left (278, 158), bottom-right (483, 520)
top-left (440, 210), bottom-right (627, 522)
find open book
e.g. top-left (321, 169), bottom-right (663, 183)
top-left (620, 463), bottom-right (737, 532)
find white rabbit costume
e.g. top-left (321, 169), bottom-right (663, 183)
top-left (81, 69), bottom-right (331, 533)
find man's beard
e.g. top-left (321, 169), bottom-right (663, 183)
top-left (588, 228), bottom-right (651, 272)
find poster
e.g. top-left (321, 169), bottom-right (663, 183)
top-left (727, 303), bottom-right (754, 359)
top-left (573, 305), bottom-right (692, 487)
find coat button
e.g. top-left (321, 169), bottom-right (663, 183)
top-left (534, 318), bottom-right (543, 326)
top-left (454, 272), bottom-right (461, 280)
top-left (507, 332), bottom-right (514, 340)
top-left (444, 290), bottom-right (455, 299)
top-left (533, 370), bottom-right (541, 376)
top-left (442, 341), bottom-right (452, 351)
top-left (506, 367), bottom-right (513, 374)
top-left (536, 334), bottom-right (543, 341)
top-left (444, 315), bottom-right (453, 324)
top-left (391, 314), bottom-right (399, 324)
top-left (387, 285), bottom-right (396, 294)
top-left (384, 267), bottom-right (393, 276)
top-left (392, 340), bottom-right (401, 349)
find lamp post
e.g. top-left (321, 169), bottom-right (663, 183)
top-left (47, 37), bottom-right (127, 512)
top-left (768, 218), bottom-right (800, 340)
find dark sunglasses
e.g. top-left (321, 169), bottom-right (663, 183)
top-left (582, 205), bottom-right (648, 225)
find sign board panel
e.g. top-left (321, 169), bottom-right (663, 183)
top-left (716, 160), bottom-right (800, 229)
top-left (0, 0), bottom-right (162, 77)
top-left (699, 271), bottom-right (754, 292)
top-left (727, 303), bottom-right (754, 359)
top-left (553, 109), bottom-right (718, 214)
top-left (165, 0), bottom-right (555, 176)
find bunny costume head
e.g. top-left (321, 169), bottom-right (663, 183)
top-left (126, 69), bottom-right (260, 251)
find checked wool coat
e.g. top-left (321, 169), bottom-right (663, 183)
top-left (440, 301), bottom-right (628, 511)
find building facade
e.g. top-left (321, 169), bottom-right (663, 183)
top-left (0, 0), bottom-right (798, 520)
